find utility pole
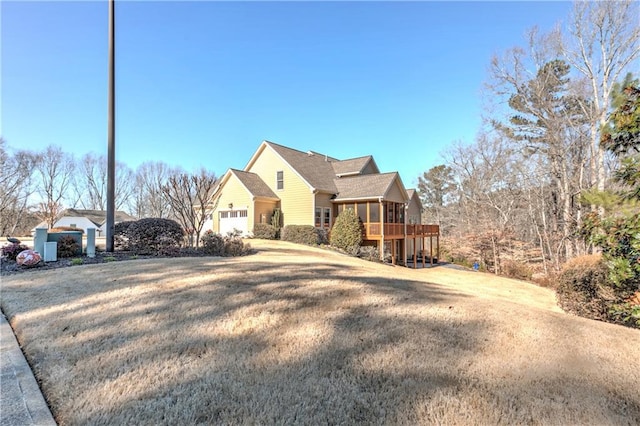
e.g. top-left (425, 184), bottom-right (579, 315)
top-left (106, 0), bottom-right (116, 252)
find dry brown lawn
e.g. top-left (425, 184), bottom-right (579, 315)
top-left (1, 240), bottom-right (639, 425)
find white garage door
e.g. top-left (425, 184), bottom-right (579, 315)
top-left (219, 210), bottom-right (248, 236)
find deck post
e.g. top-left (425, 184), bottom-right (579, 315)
top-left (436, 230), bottom-right (440, 264)
top-left (413, 227), bottom-right (417, 269)
top-left (379, 200), bottom-right (384, 261)
top-left (430, 235), bottom-right (433, 266)
top-left (391, 238), bottom-right (396, 265)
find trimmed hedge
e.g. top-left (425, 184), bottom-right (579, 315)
top-left (253, 223), bottom-right (278, 240)
top-left (126, 218), bottom-right (185, 255)
top-left (114, 220), bottom-right (137, 251)
top-left (556, 255), bottom-right (613, 322)
top-left (281, 225), bottom-right (320, 245)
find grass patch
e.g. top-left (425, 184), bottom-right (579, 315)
top-left (1, 240), bottom-right (639, 424)
top-left (70, 258), bottom-right (83, 266)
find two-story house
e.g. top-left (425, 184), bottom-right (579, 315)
top-left (209, 141), bottom-right (439, 266)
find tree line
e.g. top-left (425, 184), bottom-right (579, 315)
top-left (0, 140), bottom-right (217, 247)
top-left (417, 0), bottom-right (639, 275)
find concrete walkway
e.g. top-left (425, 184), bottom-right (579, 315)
top-left (1, 311), bottom-right (56, 425)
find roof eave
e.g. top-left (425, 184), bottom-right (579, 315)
top-left (332, 196), bottom-right (385, 202)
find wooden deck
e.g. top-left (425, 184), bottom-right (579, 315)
top-left (360, 222), bottom-right (440, 268)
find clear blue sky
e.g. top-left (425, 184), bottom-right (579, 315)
top-left (1, 1), bottom-right (572, 187)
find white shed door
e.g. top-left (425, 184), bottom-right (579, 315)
top-left (219, 210), bottom-right (248, 235)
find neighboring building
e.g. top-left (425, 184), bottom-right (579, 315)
top-left (210, 140), bottom-right (439, 266)
top-left (33, 209), bottom-right (137, 236)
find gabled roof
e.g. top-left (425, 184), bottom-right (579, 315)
top-left (406, 189), bottom-right (423, 210)
top-left (230, 169), bottom-right (279, 200)
top-left (332, 155), bottom-right (379, 177)
top-left (246, 141), bottom-right (339, 193)
top-left (333, 172), bottom-right (406, 201)
top-left (59, 209), bottom-right (136, 226)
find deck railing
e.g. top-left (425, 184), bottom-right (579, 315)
top-left (363, 223), bottom-right (439, 239)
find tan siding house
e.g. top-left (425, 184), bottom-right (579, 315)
top-left (245, 144), bottom-right (314, 226)
top-left (209, 141), bottom-right (439, 266)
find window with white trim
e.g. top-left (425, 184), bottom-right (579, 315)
top-left (324, 207), bottom-right (331, 228)
top-left (276, 171), bottom-right (284, 190)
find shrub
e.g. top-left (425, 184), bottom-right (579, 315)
top-left (609, 301), bottom-right (640, 328)
top-left (1, 243), bottom-right (30, 261)
top-left (114, 220), bottom-right (137, 251)
top-left (127, 218), bottom-right (184, 255)
top-left (281, 225), bottom-right (320, 245)
top-left (330, 208), bottom-right (363, 255)
top-left (70, 258), bottom-right (83, 266)
top-left (271, 208), bottom-right (282, 228)
top-left (316, 228), bottom-right (329, 245)
top-left (253, 223), bottom-right (278, 240)
top-left (556, 255), bottom-right (613, 322)
top-left (501, 259), bottom-right (533, 281)
top-left (50, 226), bottom-right (84, 234)
top-left (357, 245), bottom-right (380, 262)
top-left (200, 230), bottom-right (251, 257)
top-left (57, 235), bottom-right (81, 258)
top-left (201, 230), bottom-right (225, 256)
top-left (224, 236), bottom-right (251, 257)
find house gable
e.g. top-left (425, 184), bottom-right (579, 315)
top-left (244, 142), bottom-right (316, 226)
top-left (384, 173), bottom-right (410, 204)
top-left (406, 189), bottom-right (423, 224)
top-left (333, 172), bottom-right (408, 203)
top-left (210, 169), bottom-right (256, 234)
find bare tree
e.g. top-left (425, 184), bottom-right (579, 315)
top-left (0, 139), bottom-right (36, 236)
top-left (417, 164), bottom-right (457, 233)
top-left (73, 153), bottom-right (134, 212)
top-left (558, 0), bottom-right (640, 193)
top-left (33, 145), bottom-right (75, 228)
top-left (444, 134), bottom-right (526, 274)
top-left (133, 161), bottom-right (174, 218)
top-left (161, 169), bottom-right (217, 248)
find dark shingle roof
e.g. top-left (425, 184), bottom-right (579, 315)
top-left (230, 169), bottom-right (278, 199)
top-left (332, 156), bottom-right (374, 176)
top-left (265, 142), bottom-right (339, 192)
top-left (333, 172), bottom-right (401, 201)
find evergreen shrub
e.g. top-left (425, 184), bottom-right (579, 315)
top-left (127, 218), bottom-right (184, 255)
top-left (57, 235), bottom-right (81, 258)
top-left (330, 208), bottom-right (363, 255)
top-left (253, 223), bottom-right (278, 240)
top-left (281, 225), bottom-right (319, 245)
